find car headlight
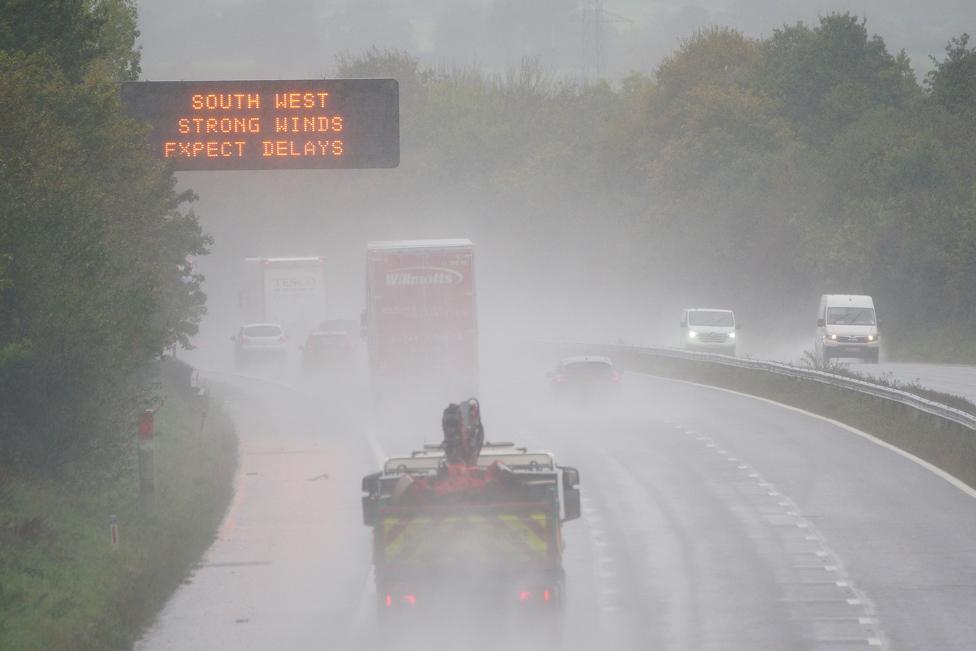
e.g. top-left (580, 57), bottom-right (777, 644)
top-left (728, 332), bottom-right (736, 339)
top-left (688, 330), bottom-right (698, 338)
top-left (829, 334), bottom-right (838, 340)
top-left (867, 335), bottom-right (877, 342)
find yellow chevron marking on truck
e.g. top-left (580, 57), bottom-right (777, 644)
top-left (382, 512), bottom-right (550, 562)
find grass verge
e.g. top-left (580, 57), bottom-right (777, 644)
top-left (0, 358), bottom-right (238, 650)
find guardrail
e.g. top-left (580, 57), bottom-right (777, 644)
top-left (552, 342), bottom-right (976, 433)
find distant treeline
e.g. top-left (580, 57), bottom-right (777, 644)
top-left (335, 15), bottom-right (976, 358)
top-left (0, 1), bottom-right (209, 474)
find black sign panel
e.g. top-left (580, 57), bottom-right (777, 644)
top-left (121, 79), bottom-right (399, 170)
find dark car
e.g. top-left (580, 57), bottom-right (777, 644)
top-left (548, 356), bottom-right (622, 394)
top-left (301, 330), bottom-right (352, 371)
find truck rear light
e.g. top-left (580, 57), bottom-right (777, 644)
top-left (518, 590), bottom-right (532, 602)
top-left (240, 336), bottom-right (249, 343)
top-left (384, 594), bottom-right (392, 608)
top-left (402, 594), bottom-right (417, 606)
top-left (543, 589), bottom-right (551, 602)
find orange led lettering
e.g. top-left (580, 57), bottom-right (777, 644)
top-left (332, 140), bottom-right (343, 156)
top-left (274, 92), bottom-right (330, 110)
top-left (192, 93), bottom-right (261, 110)
top-left (181, 117), bottom-right (259, 134)
top-left (271, 115), bottom-right (342, 133)
top-left (164, 142), bottom-right (178, 157)
top-left (304, 141), bottom-right (316, 156)
top-left (192, 142), bottom-right (205, 157)
top-left (262, 141), bottom-right (274, 157)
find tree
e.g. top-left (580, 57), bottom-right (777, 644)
top-left (927, 34), bottom-right (976, 122)
top-left (754, 14), bottom-right (917, 146)
top-left (0, 3), bottom-right (208, 473)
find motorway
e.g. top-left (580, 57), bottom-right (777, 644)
top-left (135, 354), bottom-right (976, 650)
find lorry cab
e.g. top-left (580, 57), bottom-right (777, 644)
top-left (815, 294), bottom-right (880, 363)
top-left (680, 308), bottom-right (738, 355)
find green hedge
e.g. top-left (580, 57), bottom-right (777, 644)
top-left (0, 360), bottom-right (237, 651)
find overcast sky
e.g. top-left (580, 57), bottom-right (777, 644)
top-left (136, 0), bottom-right (973, 81)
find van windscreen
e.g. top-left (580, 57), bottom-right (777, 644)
top-left (688, 311), bottom-right (734, 327)
top-left (826, 307), bottom-right (876, 325)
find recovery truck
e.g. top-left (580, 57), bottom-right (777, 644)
top-left (363, 239), bottom-right (478, 399)
top-left (361, 400), bottom-right (580, 620)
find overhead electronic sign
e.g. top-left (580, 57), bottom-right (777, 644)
top-left (121, 79), bottom-right (399, 170)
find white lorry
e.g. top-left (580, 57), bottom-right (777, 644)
top-left (240, 257), bottom-right (327, 332)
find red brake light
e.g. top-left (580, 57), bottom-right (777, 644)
top-left (518, 590), bottom-right (532, 602)
top-left (611, 371), bottom-right (622, 382)
top-left (552, 375), bottom-right (566, 384)
top-left (384, 594), bottom-right (392, 608)
top-left (279, 334), bottom-right (288, 343)
top-left (402, 594), bottom-right (416, 606)
top-left (543, 589), bottom-right (551, 602)
top-left (240, 335), bottom-right (249, 343)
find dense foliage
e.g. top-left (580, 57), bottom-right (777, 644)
top-left (329, 17), bottom-right (975, 357)
top-left (0, 0), bottom-right (210, 474)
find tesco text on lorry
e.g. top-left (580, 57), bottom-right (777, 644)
top-left (121, 79), bottom-right (399, 170)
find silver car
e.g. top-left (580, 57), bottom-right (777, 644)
top-left (232, 323), bottom-right (288, 365)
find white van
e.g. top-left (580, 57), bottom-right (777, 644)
top-left (815, 295), bottom-right (880, 363)
top-left (680, 308), bottom-right (737, 355)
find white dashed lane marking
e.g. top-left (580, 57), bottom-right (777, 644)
top-left (675, 421), bottom-right (890, 651)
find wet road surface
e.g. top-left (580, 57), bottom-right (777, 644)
top-left (136, 359), bottom-right (976, 650)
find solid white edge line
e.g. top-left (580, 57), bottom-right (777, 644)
top-left (635, 371), bottom-right (976, 501)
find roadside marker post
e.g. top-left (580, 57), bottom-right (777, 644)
top-left (110, 515), bottom-right (119, 550)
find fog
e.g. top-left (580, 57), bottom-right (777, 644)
top-left (128, 3), bottom-right (976, 649)
top-left (137, 1), bottom-right (974, 369)
top-left (139, 0), bottom-right (974, 81)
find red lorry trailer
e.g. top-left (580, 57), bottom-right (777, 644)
top-left (361, 442), bottom-right (581, 620)
top-left (363, 239), bottom-right (478, 398)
